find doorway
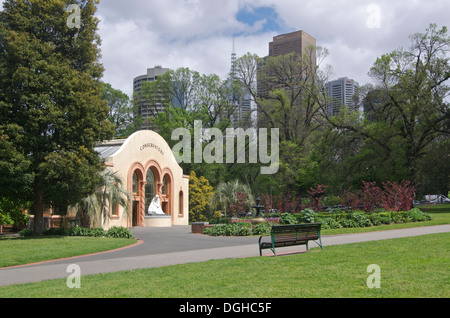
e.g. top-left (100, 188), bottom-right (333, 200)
top-left (132, 201), bottom-right (139, 227)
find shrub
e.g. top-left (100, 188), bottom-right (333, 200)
top-left (405, 208), bottom-right (432, 222)
top-left (390, 211), bottom-right (405, 224)
top-left (252, 222), bottom-right (272, 235)
top-left (203, 223), bottom-right (251, 237)
top-left (350, 212), bottom-right (372, 227)
top-left (323, 195), bottom-right (341, 207)
top-left (280, 212), bottom-right (297, 224)
top-left (300, 209), bottom-right (318, 223)
top-left (69, 226), bottom-right (92, 237)
top-left (106, 226), bottom-right (134, 239)
top-left (19, 228), bottom-right (33, 237)
top-left (369, 213), bottom-right (391, 226)
top-left (307, 184), bottom-right (328, 211)
top-left (90, 227), bottom-right (107, 237)
top-left (321, 218), bottom-right (342, 229)
top-left (340, 218), bottom-right (358, 228)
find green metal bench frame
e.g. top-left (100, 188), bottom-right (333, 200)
top-left (258, 223), bottom-right (324, 256)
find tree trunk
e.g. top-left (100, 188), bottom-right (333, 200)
top-left (32, 180), bottom-right (45, 236)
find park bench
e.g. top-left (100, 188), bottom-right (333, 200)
top-left (258, 223), bottom-right (324, 256)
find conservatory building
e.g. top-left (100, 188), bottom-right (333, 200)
top-left (94, 130), bottom-right (189, 229)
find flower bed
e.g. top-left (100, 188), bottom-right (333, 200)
top-left (202, 208), bottom-right (432, 236)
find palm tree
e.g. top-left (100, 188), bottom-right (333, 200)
top-left (212, 180), bottom-right (254, 217)
top-left (71, 169), bottom-right (131, 228)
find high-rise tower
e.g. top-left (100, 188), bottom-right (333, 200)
top-left (133, 66), bottom-right (170, 130)
top-left (325, 77), bottom-right (359, 116)
top-left (257, 30), bottom-right (317, 98)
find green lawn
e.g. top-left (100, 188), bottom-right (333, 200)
top-left (0, 233), bottom-right (448, 298)
top-left (0, 204), bottom-right (448, 298)
top-left (0, 236), bottom-right (137, 268)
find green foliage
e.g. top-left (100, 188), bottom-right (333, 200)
top-left (0, 0), bottom-right (115, 235)
top-left (369, 213), bottom-right (392, 226)
top-left (280, 212), bottom-right (297, 224)
top-left (20, 226), bottom-right (132, 239)
top-left (0, 213), bottom-right (13, 227)
top-left (349, 212), bottom-right (373, 227)
top-left (252, 222), bottom-right (272, 235)
top-left (202, 222), bottom-right (252, 237)
top-left (18, 228), bottom-right (32, 237)
top-left (189, 171), bottom-right (215, 222)
top-left (300, 208), bottom-right (318, 223)
top-left (69, 226), bottom-right (95, 237)
top-left (105, 226), bottom-right (134, 239)
top-left (405, 208), bottom-right (432, 222)
top-left (211, 180), bottom-right (254, 217)
top-left (321, 218), bottom-right (342, 229)
top-left (102, 83), bottom-right (138, 137)
top-left (0, 197), bottom-right (29, 229)
top-left (70, 168), bottom-right (131, 228)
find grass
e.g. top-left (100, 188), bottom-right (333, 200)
top-left (0, 204), bottom-right (448, 298)
top-left (0, 233), bottom-right (448, 298)
top-left (0, 236), bottom-right (137, 268)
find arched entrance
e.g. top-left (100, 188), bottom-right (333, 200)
top-left (128, 161), bottom-right (177, 227)
top-left (144, 167), bottom-right (157, 215)
top-left (128, 164), bottom-right (145, 227)
top-left (161, 170), bottom-right (174, 222)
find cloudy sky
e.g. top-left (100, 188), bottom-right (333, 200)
top-left (1, 0), bottom-right (449, 99)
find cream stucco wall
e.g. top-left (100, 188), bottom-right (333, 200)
top-left (98, 130), bottom-right (189, 229)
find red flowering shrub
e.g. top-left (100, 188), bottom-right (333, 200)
top-left (307, 184), bottom-right (328, 211)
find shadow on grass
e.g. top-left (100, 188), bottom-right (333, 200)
top-left (0, 235), bottom-right (67, 241)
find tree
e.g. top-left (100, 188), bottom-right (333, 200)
top-left (233, 47), bottom-right (330, 146)
top-left (102, 83), bottom-right (138, 137)
top-left (139, 67), bottom-right (239, 136)
top-left (0, 0), bottom-right (114, 235)
top-left (188, 171), bottom-right (214, 222)
top-left (70, 169), bottom-right (130, 228)
top-left (322, 24), bottom-right (450, 183)
top-left (211, 179), bottom-right (254, 217)
top-left (232, 49), bottom-right (332, 197)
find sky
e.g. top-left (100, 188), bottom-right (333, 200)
top-left (1, 0), bottom-right (450, 99)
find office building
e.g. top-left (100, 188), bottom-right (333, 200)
top-left (257, 30), bottom-right (317, 98)
top-left (325, 77), bottom-right (359, 116)
top-left (133, 66), bottom-right (170, 130)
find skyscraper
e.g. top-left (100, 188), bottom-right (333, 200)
top-left (269, 30), bottom-right (316, 58)
top-left (229, 38), bottom-right (256, 128)
top-left (257, 30), bottom-right (317, 98)
top-left (325, 77), bottom-right (360, 116)
top-left (133, 66), bottom-right (170, 130)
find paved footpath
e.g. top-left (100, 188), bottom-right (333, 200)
top-left (0, 224), bottom-right (449, 287)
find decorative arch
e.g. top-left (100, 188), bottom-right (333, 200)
top-left (143, 160), bottom-right (162, 216)
top-left (127, 162), bottom-right (145, 227)
top-left (161, 168), bottom-right (174, 223)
